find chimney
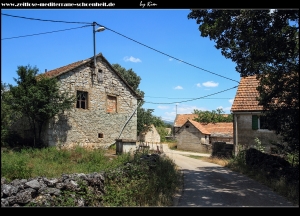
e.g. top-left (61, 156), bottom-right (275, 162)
top-left (45, 69), bottom-right (47, 72)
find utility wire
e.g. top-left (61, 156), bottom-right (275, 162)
top-left (145, 96), bottom-right (232, 99)
top-left (1, 13), bottom-right (91, 24)
top-left (2, 25), bottom-right (92, 40)
top-left (144, 86), bottom-right (238, 104)
top-left (95, 22), bottom-right (240, 84)
top-left (1, 13), bottom-right (240, 84)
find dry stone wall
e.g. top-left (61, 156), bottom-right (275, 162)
top-left (1, 172), bottom-right (105, 207)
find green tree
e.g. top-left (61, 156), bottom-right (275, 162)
top-left (1, 82), bottom-right (22, 147)
top-left (188, 9), bottom-right (299, 154)
top-left (8, 65), bottom-right (75, 147)
top-left (193, 108), bottom-right (233, 124)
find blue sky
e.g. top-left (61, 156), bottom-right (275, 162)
top-left (1, 9), bottom-right (241, 122)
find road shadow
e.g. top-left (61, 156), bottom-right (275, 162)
top-left (177, 166), bottom-right (296, 207)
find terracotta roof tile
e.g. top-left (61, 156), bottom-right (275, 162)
top-left (201, 122), bottom-right (233, 137)
top-left (231, 75), bottom-right (263, 112)
top-left (174, 114), bottom-right (198, 127)
top-left (44, 60), bottom-right (88, 78)
top-left (188, 119), bottom-right (211, 135)
top-left (174, 113), bottom-right (229, 127)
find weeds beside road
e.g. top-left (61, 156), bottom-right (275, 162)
top-left (1, 145), bottom-right (182, 207)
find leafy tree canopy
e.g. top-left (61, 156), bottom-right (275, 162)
top-left (193, 108), bottom-right (233, 124)
top-left (8, 65), bottom-right (75, 147)
top-left (188, 9), bottom-right (299, 153)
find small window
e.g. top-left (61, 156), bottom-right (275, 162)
top-left (107, 95), bottom-right (117, 113)
top-left (97, 69), bottom-right (103, 83)
top-left (252, 115), bottom-right (269, 130)
top-left (185, 125), bottom-right (189, 128)
top-left (76, 91), bottom-right (88, 109)
top-left (98, 133), bottom-right (103, 138)
top-left (259, 116), bottom-right (269, 129)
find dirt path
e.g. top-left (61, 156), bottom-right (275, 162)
top-left (162, 144), bottom-right (297, 207)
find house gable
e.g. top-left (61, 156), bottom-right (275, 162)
top-left (43, 53), bottom-right (142, 100)
top-left (38, 53), bottom-right (141, 148)
top-left (231, 75), bottom-right (263, 112)
top-left (231, 75), bottom-right (280, 155)
top-left (138, 124), bottom-right (160, 143)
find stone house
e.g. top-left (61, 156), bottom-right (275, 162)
top-left (173, 114), bottom-right (198, 134)
top-left (231, 75), bottom-right (281, 155)
top-left (175, 119), bottom-right (233, 153)
top-left (176, 119), bottom-right (210, 153)
top-left (14, 53), bottom-right (142, 149)
top-left (138, 124), bottom-right (160, 143)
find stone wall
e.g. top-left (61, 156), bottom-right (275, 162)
top-left (1, 153), bottom-right (165, 207)
top-left (38, 55), bottom-right (139, 148)
top-left (176, 124), bottom-right (210, 153)
top-left (211, 142), bottom-right (233, 158)
top-left (1, 172), bottom-right (105, 207)
top-left (236, 114), bottom-right (281, 153)
top-left (138, 125), bottom-right (161, 143)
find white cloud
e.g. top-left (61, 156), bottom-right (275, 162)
top-left (177, 105), bottom-right (206, 114)
top-left (169, 58), bottom-right (173, 61)
top-left (162, 105), bottom-right (207, 122)
top-left (229, 99), bottom-right (234, 104)
top-left (202, 81), bottom-right (219, 88)
top-left (158, 105), bottom-right (169, 110)
top-left (174, 86), bottom-right (183, 90)
top-left (123, 56), bottom-right (141, 63)
top-left (196, 83), bottom-right (201, 88)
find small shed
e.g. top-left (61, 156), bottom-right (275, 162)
top-left (138, 124), bottom-right (160, 143)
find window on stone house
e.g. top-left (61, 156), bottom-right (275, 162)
top-left (97, 69), bottom-right (103, 83)
top-left (107, 95), bottom-right (117, 113)
top-left (76, 91), bottom-right (88, 109)
top-left (252, 115), bottom-right (269, 130)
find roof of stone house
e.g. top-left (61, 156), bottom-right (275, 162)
top-left (174, 114), bottom-right (198, 127)
top-left (174, 113), bottom-right (229, 127)
top-left (42, 53), bottom-right (142, 99)
top-left (187, 119), bottom-right (211, 135)
top-left (231, 75), bottom-right (263, 112)
top-left (201, 122), bottom-right (233, 137)
top-left (180, 119), bottom-right (233, 137)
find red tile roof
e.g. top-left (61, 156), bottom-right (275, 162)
top-left (201, 122), bottom-right (233, 136)
top-left (188, 119), bottom-right (211, 135)
top-left (174, 114), bottom-right (198, 127)
top-left (43, 60), bottom-right (88, 78)
top-left (231, 75), bottom-right (263, 112)
top-left (183, 120), bottom-right (233, 137)
top-left (174, 113), bottom-right (229, 127)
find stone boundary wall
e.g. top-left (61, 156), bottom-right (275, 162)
top-left (1, 172), bottom-right (105, 207)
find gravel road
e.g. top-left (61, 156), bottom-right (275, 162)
top-left (161, 144), bottom-right (297, 207)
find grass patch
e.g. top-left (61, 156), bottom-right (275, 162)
top-left (1, 145), bottom-right (182, 207)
